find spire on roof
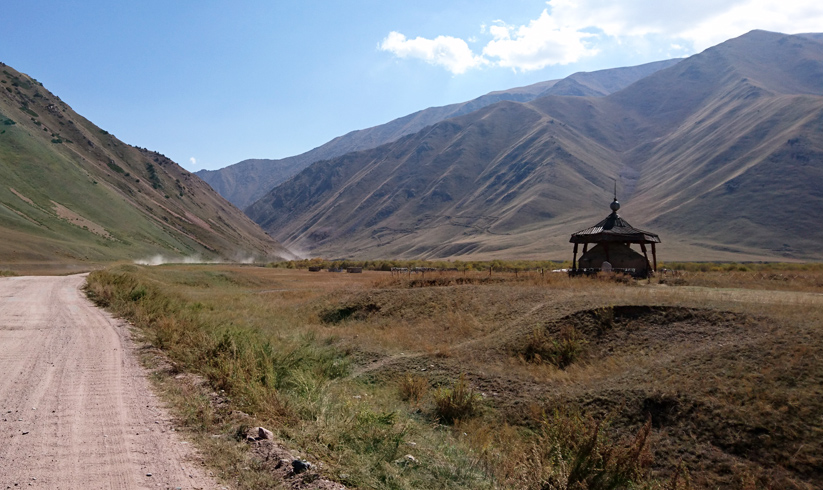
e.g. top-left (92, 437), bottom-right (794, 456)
top-left (610, 180), bottom-right (620, 213)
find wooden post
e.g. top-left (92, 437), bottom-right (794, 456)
top-left (572, 243), bottom-right (579, 270)
top-left (640, 243), bottom-right (651, 273)
top-left (651, 243), bottom-right (657, 272)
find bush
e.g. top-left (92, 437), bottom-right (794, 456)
top-left (433, 373), bottom-right (481, 423)
top-left (107, 161), bottom-right (125, 174)
top-left (398, 374), bottom-right (428, 404)
top-left (523, 411), bottom-right (653, 490)
top-left (524, 326), bottom-right (587, 369)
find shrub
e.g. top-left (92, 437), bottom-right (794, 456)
top-left (19, 105), bottom-right (39, 117)
top-left (107, 161), bottom-right (125, 174)
top-left (524, 326), bottom-right (587, 369)
top-left (433, 373), bottom-right (481, 423)
top-left (398, 374), bottom-right (428, 404)
top-left (129, 285), bottom-right (147, 301)
top-left (522, 411), bottom-right (653, 490)
top-left (145, 162), bottom-right (162, 189)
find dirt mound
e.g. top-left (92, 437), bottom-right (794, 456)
top-left (513, 306), bottom-right (755, 369)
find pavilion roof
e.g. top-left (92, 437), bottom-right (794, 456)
top-left (570, 206), bottom-right (660, 244)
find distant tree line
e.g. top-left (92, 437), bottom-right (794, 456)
top-left (268, 258), bottom-right (568, 273)
top-left (267, 258), bottom-right (823, 273)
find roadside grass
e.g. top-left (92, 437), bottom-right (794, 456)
top-left (85, 265), bottom-right (494, 488)
top-left (85, 264), bottom-right (823, 489)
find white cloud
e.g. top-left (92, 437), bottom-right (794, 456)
top-left (380, 0), bottom-right (823, 74)
top-left (189, 157), bottom-right (197, 166)
top-left (482, 10), bottom-right (598, 71)
top-left (488, 22), bottom-right (512, 41)
top-left (677, 0), bottom-right (823, 50)
top-left (379, 31), bottom-right (486, 74)
top-left (545, 0), bottom-right (823, 50)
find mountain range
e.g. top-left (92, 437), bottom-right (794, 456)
top-left (244, 30), bottom-right (823, 262)
top-left (196, 59), bottom-right (680, 210)
top-left (0, 63), bottom-right (291, 268)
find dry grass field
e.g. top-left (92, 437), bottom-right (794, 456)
top-left (85, 264), bottom-right (823, 489)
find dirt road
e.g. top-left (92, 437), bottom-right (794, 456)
top-left (0, 275), bottom-right (220, 489)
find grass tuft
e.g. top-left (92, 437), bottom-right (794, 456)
top-left (433, 373), bottom-right (482, 423)
top-left (523, 411), bottom-right (653, 490)
top-left (398, 374), bottom-right (428, 405)
top-left (524, 325), bottom-right (588, 369)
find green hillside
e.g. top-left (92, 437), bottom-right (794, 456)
top-left (0, 63), bottom-right (291, 270)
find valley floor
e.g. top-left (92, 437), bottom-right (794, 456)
top-left (83, 265), bottom-right (823, 489)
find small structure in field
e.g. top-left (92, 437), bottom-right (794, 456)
top-left (569, 192), bottom-right (660, 278)
top-left (346, 267), bottom-right (363, 274)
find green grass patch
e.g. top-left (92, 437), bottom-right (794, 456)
top-left (106, 160), bottom-right (125, 174)
top-left (19, 105), bottom-right (38, 118)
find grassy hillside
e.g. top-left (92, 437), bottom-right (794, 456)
top-left (0, 63), bottom-right (291, 271)
top-left (247, 30), bottom-right (823, 262)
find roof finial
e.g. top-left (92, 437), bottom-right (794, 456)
top-left (610, 179), bottom-right (620, 213)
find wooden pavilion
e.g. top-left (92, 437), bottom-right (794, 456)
top-left (569, 195), bottom-right (660, 277)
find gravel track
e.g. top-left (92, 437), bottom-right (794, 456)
top-left (0, 275), bottom-right (220, 489)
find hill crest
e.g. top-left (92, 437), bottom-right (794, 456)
top-left (0, 62), bottom-right (292, 267)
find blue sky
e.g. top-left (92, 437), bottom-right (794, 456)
top-left (1, 1), bottom-right (820, 171)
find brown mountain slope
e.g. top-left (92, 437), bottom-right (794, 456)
top-left (0, 63), bottom-right (291, 268)
top-left (620, 30), bottom-right (823, 257)
top-left (197, 59), bottom-right (679, 209)
top-left (248, 100), bottom-right (623, 258)
top-left (247, 30), bottom-right (823, 262)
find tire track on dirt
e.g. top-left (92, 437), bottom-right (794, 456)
top-left (0, 275), bottom-right (220, 489)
